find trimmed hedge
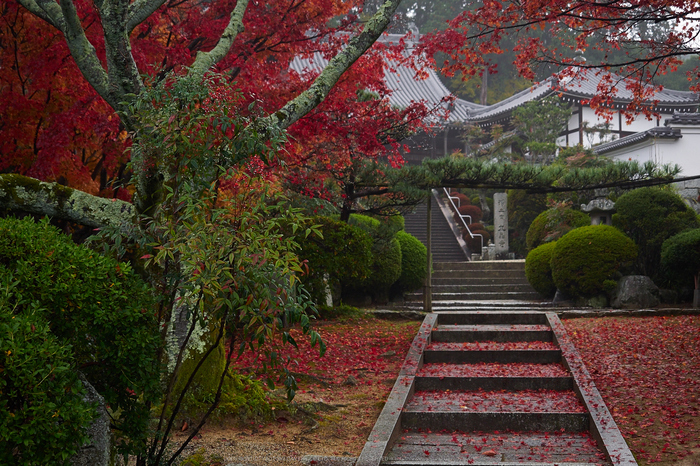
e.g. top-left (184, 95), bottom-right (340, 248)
top-left (391, 231), bottom-right (427, 295)
top-left (660, 228), bottom-right (700, 292)
top-left (550, 225), bottom-right (637, 299)
top-left (525, 242), bottom-right (557, 298)
top-left (0, 216), bottom-right (161, 456)
top-left (348, 214), bottom-right (403, 303)
top-left (526, 207), bottom-right (590, 250)
top-left (612, 187), bottom-right (700, 277)
top-left (295, 216), bottom-right (373, 304)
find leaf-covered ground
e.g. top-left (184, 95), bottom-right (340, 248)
top-left (177, 315), bottom-right (699, 465)
top-left (565, 315), bottom-right (700, 464)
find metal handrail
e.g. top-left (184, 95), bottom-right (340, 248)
top-left (443, 187), bottom-right (484, 254)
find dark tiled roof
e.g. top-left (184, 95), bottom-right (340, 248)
top-left (557, 68), bottom-right (698, 105)
top-left (289, 46), bottom-right (483, 126)
top-left (593, 126), bottom-right (682, 154)
top-left (666, 112), bottom-right (700, 125)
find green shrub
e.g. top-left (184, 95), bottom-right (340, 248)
top-left (391, 231), bottom-right (427, 296)
top-left (348, 214), bottom-right (402, 303)
top-left (612, 187), bottom-right (700, 277)
top-left (0, 278), bottom-right (96, 465)
top-left (550, 225), bottom-right (637, 299)
top-left (508, 189), bottom-right (547, 257)
top-left (660, 228), bottom-right (700, 293)
top-left (294, 216), bottom-right (373, 304)
top-left (526, 205), bottom-right (590, 250)
top-left (0, 216), bottom-right (161, 455)
top-left (388, 214), bottom-right (405, 232)
top-left (525, 242), bottom-right (558, 298)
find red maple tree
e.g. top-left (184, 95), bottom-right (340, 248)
top-left (418, 0), bottom-right (700, 118)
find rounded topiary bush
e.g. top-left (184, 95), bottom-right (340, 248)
top-left (450, 192), bottom-right (470, 205)
top-left (0, 216), bottom-right (161, 455)
top-left (364, 236), bottom-right (402, 303)
top-left (295, 216), bottom-right (373, 304)
top-left (526, 206), bottom-right (590, 250)
top-left (464, 229), bottom-right (489, 253)
top-left (458, 204), bottom-right (483, 222)
top-left (391, 231), bottom-right (427, 296)
top-left (550, 225), bottom-right (637, 299)
top-left (0, 281), bottom-right (96, 466)
top-left (613, 187), bottom-right (700, 277)
top-left (525, 242), bottom-right (558, 298)
top-left (660, 228), bottom-right (700, 296)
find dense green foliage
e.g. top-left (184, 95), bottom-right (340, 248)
top-left (0, 278), bottom-right (96, 465)
top-left (525, 241), bottom-right (558, 298)
top-left (348, 214), bottom-right (403, 303)
top-left (526, 205), bottom-right (590, 250)
top-left (0, 216), bottom-right (161, 455)
top-left (295, 216), bottom-right (373, 304)
top-left (612, 188), bottom-right (699, 277)
top-left (507, 189), bottom-right (547, 256)
top-left (660, 228), bottom-right (700, 292)
top-left (391, 231), bottom-right (427, 296)
top-left (551, 225), bottom-right (637, 299)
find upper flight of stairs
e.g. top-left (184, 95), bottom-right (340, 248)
top-left (404, 200), bottom-right (467, 263)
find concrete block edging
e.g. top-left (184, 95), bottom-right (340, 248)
top-left (547, 312), bottom-right (638, 465)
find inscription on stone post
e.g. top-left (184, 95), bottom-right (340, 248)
top-left (494, 192), bottom-right (509, 255)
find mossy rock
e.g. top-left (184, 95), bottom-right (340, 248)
top-left (525, 242), bottom-right (557, 298)
top-left (550, 225), bottom-right (637, 299)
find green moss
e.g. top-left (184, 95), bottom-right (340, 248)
top-left (550, 225), bottom-right (637, 299)
top-left (525, 242), bottom-right (557, 298)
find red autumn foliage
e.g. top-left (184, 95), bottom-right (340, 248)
top-left (1, 0), bottom-right (432, 208)
top-left (418, 0), bottom-right (700, 120)
top-left (565, 315), bottom-right (700, 463)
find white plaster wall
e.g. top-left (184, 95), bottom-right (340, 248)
top-left (560, 107), bottom-right (674, 148)
top-left (606, 128), bottom-right (700, 176)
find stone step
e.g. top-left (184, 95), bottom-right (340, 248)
top-left (414, 376), bottom-right (574, 392)
top-left (401, 411), bottom-right (590, 433)
top-left (433, 260), bottom-right (527, 271)
top-left (406, 389), bottom-right (586, 414)
top-left (425, 284), bottom-right (537, 293)
top-left (381, 430), bottom-right (610, 465)
top-left (436, 311), bottom-right (549, 325)
top-left (431, 324), bottom-right (553, 343)
top-left (423, 349), bottom-right (562, 364)
top-left (431, 277), bottom-right (530, 285)
top-left (406, 291), bottom-right (543, 301)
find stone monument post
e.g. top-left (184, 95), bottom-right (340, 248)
top-left (494, 192), bottom-right (509, 255)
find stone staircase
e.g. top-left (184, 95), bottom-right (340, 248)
top-left (404, 199), bottom-right (468, 263)
top-left (404, 260), bottom-right (543, 308)
top-left (356, 310), bottom-right (637, 466)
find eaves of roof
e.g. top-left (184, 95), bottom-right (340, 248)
top-left (593, 126), bottom-right (682, 154)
